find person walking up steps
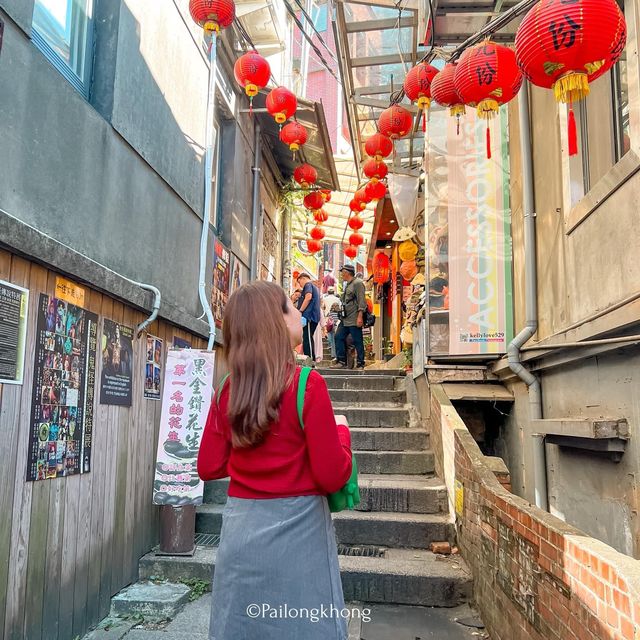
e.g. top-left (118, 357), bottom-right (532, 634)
top-left (296, 272), bottom-right (321, 363)
top-left (333, 264), bottom-right (367, 370)
top-left (322, 286), bottom-right (342, 362)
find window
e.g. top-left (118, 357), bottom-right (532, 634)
top-left (32, 0), bottom-right (94, 97)
top-left (312, 3), bottom-right (328, 32)
top-left (612, 50), bottom-right (630, 162)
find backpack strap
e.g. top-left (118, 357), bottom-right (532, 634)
top-left (215, 373), bottom-right (230, 406)
top-left (296, 367), bottom-right (312, 429)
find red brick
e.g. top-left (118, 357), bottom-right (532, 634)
top-left (620, 615), bottom-right (634, 640)
top-left (541, 539), bottom-right (559, 561)
top-left (606, 606), bottom-right (619, 630)
top-left (613, 589), bottom-right (631, 618)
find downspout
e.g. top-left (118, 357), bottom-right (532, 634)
top-left (507, 80), bottom-right (548, 512)
top-left (250, 121), bottom-right (262, 281)
top-left (135, 283), bottom-right (161, 335)
top-left (282, 202), bottom-right (292, 290)
top-left (198, 37), bottom-right (219, 351)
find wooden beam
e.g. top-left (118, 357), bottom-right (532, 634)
top-left (345, 16), bottom-right (416, 33)
top-left (442, 383), bottom-right (513, 401)
top-left (531, 419), bottom-right (630, 440)
top-left (350, 53), bottom-right (406, 68)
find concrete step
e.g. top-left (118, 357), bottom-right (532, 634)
top-left (351, 428), bottom-right (428, 451)
top-left (337, 407), bottom-right (408, 428)
top-left (317, 368), bottom-right (404, 377)
top-left (355, 451), bottom-right (435, 475)
top-left (322, 375), bottom-right (402, 391)
top-left (110, 581), bottom-right (191, 621)
top-left (139, 547), bottom-right (472, 607)
top-left (356, 474), bottom-right (448, 514)
top-left (328, 388), bottom-right (406, 405)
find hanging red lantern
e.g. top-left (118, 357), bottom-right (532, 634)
top-left (320, 189), bottom-right (332, 202)
top-left (306, 239), bottom-right (322, 254)
top-left (365, 180), bottom-right (387, 202)
top-left (348, 215), bottom-right (364, 231)
top-left (365, 133), bottom-right (394, 161)
top-left (313, 209), bottom-right (329, 223)
top-left (515, 0), bottom-right (626, 156)
top-left (293, 164), bottom-right (317, 188)
top-left (353, 187), bottom-right (372, 206)
top-left (280, 121), bottom-right (308, 152)
top-left (454, 41), bottom-right (522, 159)
top-left (431, 63), bottom-right (466, 135)
top-left (266, 87), bottom-right (297, 125)
top-left (372, 252), bottom-right (391, 284)
top-left (310, 225), bottom-right (325, 240)
top-left (189, 0), bottom-right (236, 34)
top-left (349, 232), bottom-right (364, 247)
top-left (349, 199), bottom-right (366, 213)
top-left (363, 159), bottom-right (388, 183)
top-left (303, 191), bottom-right (325, 211)
top-left (344, 245), bottom-right (358, 259)
top-left (234, 51), bottom-right (270, 105)
top-left (403, 62), bottom-right (439, 132)
top-left (378, 105), bottom-right (413, 139)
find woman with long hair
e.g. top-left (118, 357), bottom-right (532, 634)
top-left (198, 281), bottom-right (353, 640)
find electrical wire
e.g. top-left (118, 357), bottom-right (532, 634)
top-left (291, 0), bottom-right (338, 62)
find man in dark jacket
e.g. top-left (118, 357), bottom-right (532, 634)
top-left (296, 273), bottom-right (321, 362)
top-left (333, 265), bottom-right (367, 370)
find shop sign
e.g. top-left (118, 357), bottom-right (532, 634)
top-left (55, 276), bottom-right (85, 308)
top-left (0, 280), bottom-right (29, 385)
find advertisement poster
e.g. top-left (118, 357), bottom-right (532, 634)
top-left (144, 335), bottom-right (163, 400)
top-left (0, 280), bottom-right (29, 385)
top-left (27, 294), bottom-right (97, 481)
top-left (229, 255), bottom-right (249, 295)
top-left (211, 239), bottom-right (230, 329)
top-left (152, 349), bottom-right (215, 506)
top-left (100, 320), bottom-right (134, 406)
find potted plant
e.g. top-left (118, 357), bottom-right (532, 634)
top-left (402, 346), bottom-right (413, 372)
top-left (382, 338), bottom-right (395, 362)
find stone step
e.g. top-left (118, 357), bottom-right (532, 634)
top-left (139, 547), bottom-right (472, 607)
top-left (337, 407), bottom-right (408, 428)
top-left (356, 474), bottom-right (448, 514)
top-left (350, 428), bottom-right (428, 451)
top-left (317, 368), bottom-right (404, 377)
top-left (322, 375), bottom-right (402, 391)
top-left (110, 581), bottom-right (191, 621)
top-left (328, 388), bottom-right (406, 405)
top-left (355, 451), bottom-right (434, 475)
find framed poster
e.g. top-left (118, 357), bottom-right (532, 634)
top-left (152, 349), bottom-right (215, 506)
top-left (0, 279), bottom-right (29, 385)
top-left (27, 294), bottom-right (98, 481)
top-left (229, 255), bottom-right (249, 295)
top-left (100, 320), bottom-right (134, 406)
top-left (144, 335), bottom-right (163, 400)
top-left (211, 239), bottom-right (230, 329)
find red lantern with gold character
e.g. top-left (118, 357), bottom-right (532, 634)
top-left (378, 105), bottom-right (413, 139)
top-left (515, 0), bottom-right (626, 156)
top-left (304, 191), bottom-right (325, 211)
top-left (363, 159), bottom-right (388, 183)
top-left (344, 245), bottom-right (358, 259)
top-left (266, 87), bottom-right (297, 125)
top-left (365, 180), bottom-right (386, 202)
top-left (310, 225), bottom-right (325, 241)
top-left (306, 239), bottom-right (322, 254)
top-left (372, 252), bottom-right (391, 284)
top-left (280, 121), bottom-right (308, 152)
top-left (349, 199), bottom-right (365, 213)
top-left (349, 232), bottom-right (364, 247)
top-left (365, 133), bottom-right (393, 161)
top-left (454, 41), bottom-right (522, 158)
top-left (313, 209), bottom-right (329, 223)
top-left (432, 63), bottom-right (466, 135)
top-left (234, 51), bottom-right (270, 111)
top-left (348, 215), bottom-right (364, 231)
top-left (404, 62), bottom-right (439, 132)
top-left (293, 164), bottom-right (317, 188)
top-left (189, 0), bottom-right (235, 34)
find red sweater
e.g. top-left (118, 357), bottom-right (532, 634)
top-left (197, 368), bottom-right (353, 499)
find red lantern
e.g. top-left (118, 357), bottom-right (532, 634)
top-left (349, 232), bottom-right (364, 247)
top-left (303, 191), bottom-right (325, 211)
top-left (372, 252), bottom-right (391, 284)
top-left (404, 62), bottom-right (439, 132)
top-left (431, 63), bottom-right (466, 135)
top-left (189, 0), bottom-right (235, 34)
top-left (313, 209), bottom-right (329, 223)
top-left (515, 0), bottom-right (626, 156)
top-left (365, 180), bottom-right (386, 202)
top-left (365, 133), bottom-right (394, 161)
top-left (348, 215), bottom-right (364, 231)
top-left (266, 87), bottom-right (297, 125)
top-left (363, 159), bottom-right (388, 183)
top-left (234, 51), bottom-right (270, 100)
top-left (454, 41), bottom-right (522, 158)
top-left (344, 245), bottom-right (358, 259)
top-left (280, 121), bottom-right (308, 152)
top-left (306, 239), bottom-right (322, 254)
top-left (378, 105), bottom-right (413, 140)
top-left (353, 188), bottom-right (372, 206)
top-left (310, 225), bottom-right (325, 240)
top-left (349, 199), bottom-right (365, 213)
top-left (321, 189), bottom-right (332, 202)
top-left (293, 164), bottom-right (317, 188)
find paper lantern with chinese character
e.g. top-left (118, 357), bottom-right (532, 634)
top-left (378, 105), bottom-right (413, 139)
top-left (365, 180), bottom-right (386, 202)
top-left (365, 133), bottom-right (393, 161)
top-left (454, 41), bottom-right (522, 158)
top-left (515, 0), bottom-right (626, 156)
top-left (304, 191), bottom-right (325, 211)
top-left (280, 121), bottom-right (308, 152)
top-left (234, 51), bottom-right (270, 104)
top-left (349, 199), bottom-right (365, 213)
top-left (306, 239), bottom-right (322, 254)
top-left (398, 240), bottom-right (418, 261)
top-left (266, 87), bottom-right (297, 125)
top-left (293, 164), bottom-right (317, 188)
top-left (372, 252), bottom-right (391, 284)
top-left (310, 225), bottom-right (325, 240)
top-left (363, 159), bottom-right (388, 183)
top-left (349, 232), bottom-right (364, 247)
top-left (399, 260), bottom-right (418, 281)
top-left (313, 209), bottom-right (329, 223)
top-left (432, 62), bottom-right (466, 134)
top-left (189, 0), bottom-right (235, 34)
top-left (404, 62), bottom-right (439, 132)
top-left (344, 245), bottom-right (358, 259)
top-left (348, 215), bottom-right (364, 230)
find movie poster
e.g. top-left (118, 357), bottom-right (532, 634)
top-left (229, 255), bottom-right (248, 295)
top-left (144, 335), bottom-right (163, 400)
top-left (0, 280), bottom-right (29, 385)
top-left (100, 319), bottom-right (134, 406)
top-left (211, 239), bottom-right (230, 329)
top-left (27, 294), bottom-right (97, 481)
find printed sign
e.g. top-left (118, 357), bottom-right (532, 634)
top-left (211, 239), bottom-right (230, 329)
top-left (152, 349), bottom-right (215, 506)
top-left (144, 335), bottom-right (163, 400)
top-left (455, 480), bottom-right (464, 518)
top-left (100, 320), bottom-right (134, 406)
top-left (27, 294), bottom-right (97, 481)
top-left (0, 280), bottom-right (29, 384)
top-left (55, 276), bottom-right (86, 308)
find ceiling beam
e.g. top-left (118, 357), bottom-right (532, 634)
top-left (345, 16), bottom-right (416, 33)
top-left (433, 33), bottom-right (515, 44)
top-left (335, 0), bottom-right (420, 8)
top-left (350, 53), bottom-right (406, 68)
top-left (352, 96), bottom-right (418, 113)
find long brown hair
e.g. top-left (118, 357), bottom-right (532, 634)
top-left (222, 281), bottom-right (296, 447)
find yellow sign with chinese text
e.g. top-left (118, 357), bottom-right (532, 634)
top-left (55, 277), bottom-right (86, 308)
top-left (455, 480), bottom-right (464, 517)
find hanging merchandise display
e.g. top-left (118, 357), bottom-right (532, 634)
top-left (189, 0), bottom-right (236, 34)
top-left (310, 225), bottom-right (325, 240)
top-left (365, 133), bottom-right (394, 161)
top-left (349, 232), bottom-right (364, 247)
top-left (280, 121), bottom-right (308, 152)
top-left (313, 208), bottom-right (329, 222)
top-left (454, 41), bottom-right (522, 159)
top-left (372, 252), bottom-right (391, 284)
top-left (388, 173), bottom-right (420, 241)
top-left (293, 163), bottom-right (317, 188)
top-left (399, 260), bottom-right (418, 281)
top-left (348, 215), bottom-right (364, 230)
top-left (515, 0), bottom-right (626, 156)
top-left (303, 191), bottom-right (325, 211)
top-left (398, 240), bottom-right (418, 262)
top-left (363, 159), bottom-right (388, 183)
top-left (266, 86), bottom-right (297, 125)
top-left (234, 51), bottom-right (271, 111)
top-left (431, 62), bottom-right (466, 135)
top-left (364, 180), bottom-right (387, 202)
top-left (378, 105), bottom-right (413, 139)
top-left (403, 62), bottom-right (440, 131)
top-left (344, 245), bottom-right (358, 259)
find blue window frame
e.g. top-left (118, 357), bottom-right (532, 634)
top-left (32, 0), bottom-right (94, 98)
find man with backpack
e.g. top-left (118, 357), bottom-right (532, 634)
top-left (333, 265), bottom-right (368, 370)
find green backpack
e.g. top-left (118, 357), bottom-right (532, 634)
top-left (297, 367), bottom-right (360, 513)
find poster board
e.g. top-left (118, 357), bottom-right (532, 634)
top-left (229, 255), bottom-right (249, 295)
top-left (0, 279), bottom-right (29, 385)
top-left (211, 239), bottom-right (230, 329)
top-left (100, 320), bottom-right (134, 406)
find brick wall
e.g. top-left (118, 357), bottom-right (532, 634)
top-left (428, 385), bottom-right (640, 640)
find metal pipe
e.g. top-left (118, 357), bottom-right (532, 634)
top-left (199, 37), bottom-right (219, 351)
top-left (250, 121), bottom-right (262, 281)
top-left (282, 203), bottom-right (293, 291)
top-left (523, 335), bottom-right (640, 351)
top-left (135, 282), bottom-right (161, 335)
top-left (507, 80), bottom-right (548, 512)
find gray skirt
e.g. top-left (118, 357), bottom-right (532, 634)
top-left (209, 495), bottom-right (348, 640)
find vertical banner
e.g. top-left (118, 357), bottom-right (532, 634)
top-left (211, 239), bottom-right (230, 329)
top-left (100, 320), bottom-right (134, 406)
top-left (0, 280), bottom-right (29, 385)
top-left (144, 335), bottom-right (163, 400)
top-left (27, 294), bottom-right (97, 481)
top-left (152, 349), bottom-right (215, 506)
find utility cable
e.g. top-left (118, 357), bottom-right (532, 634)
top-left (291, 0), bottom-right (338, 62)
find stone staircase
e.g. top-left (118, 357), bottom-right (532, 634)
top-left (139, 367), bottom-right (472, 608)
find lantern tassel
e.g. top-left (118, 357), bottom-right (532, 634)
top-left (422, 110), bottom-right (427, 133)
top-left (456, 115), bottom-right (460, 137)
top-left (486, 123), bottom-right (491, 160)
top-left (568, 104), bottom-right (578, 157)
top-left (249, 97), bottom-right (253, 116)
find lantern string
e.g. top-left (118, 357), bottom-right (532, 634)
top-left (568, 103), bottom-right (578, 157)
top-left (486, 123), bottom-right (491, 160)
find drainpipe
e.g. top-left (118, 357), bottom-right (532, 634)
top-left (198, 37), bottom-right (220, 351)
top-left (250, 121), bottom-right (262, 281)
top-left (507, 80), bottom-right (548, 512)
top-left (282, 203), bottom-right (292, 290)
top-left (134, 282), bottom-right (161, 336)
